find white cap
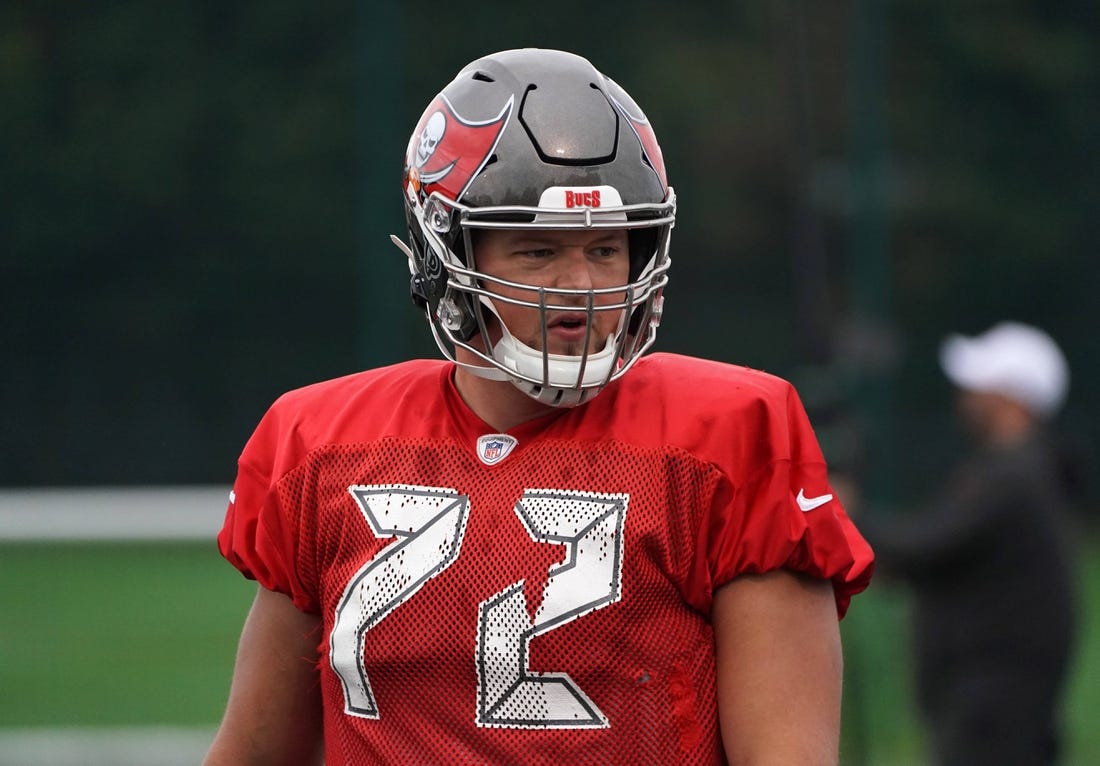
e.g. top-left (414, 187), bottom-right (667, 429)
top-left (939, 321), bottom-right (1069, 418)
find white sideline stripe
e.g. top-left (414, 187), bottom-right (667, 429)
top-left (0, 727), bottom-right (215, 766)
top-left (0, 486), bottom-right (229, 541)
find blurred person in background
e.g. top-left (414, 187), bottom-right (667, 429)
top-left (863, 321), bottom-right (1079, 766)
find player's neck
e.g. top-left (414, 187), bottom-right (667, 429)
top-left (452, 363), bottom-right (556, 432)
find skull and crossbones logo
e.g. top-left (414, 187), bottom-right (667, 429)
top-left (415, 110), bottom-right (446, 169)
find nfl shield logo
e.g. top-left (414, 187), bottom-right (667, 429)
top-left (476, 433), bottom-right (518, 466)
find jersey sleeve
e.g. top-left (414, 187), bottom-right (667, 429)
top-left (705, 382), bottom-right (874, 617)
top-left (217, 399), bottom-right (318, 613)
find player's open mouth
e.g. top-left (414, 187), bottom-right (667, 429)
top-left (547, 313), bottom-right (591, 342)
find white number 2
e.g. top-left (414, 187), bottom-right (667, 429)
top-left (330, 485), bottom-right (628, 729)
top-left (477, 490), bottom-right (628, 728)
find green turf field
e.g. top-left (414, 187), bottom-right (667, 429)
top-left (2, 540), bottom-right (1097, 764)
top-left (0, 542), bottom-right (254, 726)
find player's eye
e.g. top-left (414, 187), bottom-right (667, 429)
top-left (520, 248), bottom-right (555, 259)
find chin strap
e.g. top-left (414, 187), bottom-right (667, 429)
top-left (454, 358), bottom-right (512, 382)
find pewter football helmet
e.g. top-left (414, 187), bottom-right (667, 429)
top-left (394, 48), bottom-right (675, 406)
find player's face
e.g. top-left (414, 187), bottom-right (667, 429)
top-left (473, 228), bottom-right (631, 357)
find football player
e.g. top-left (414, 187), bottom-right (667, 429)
top-left (205, 48), bottom-right (873, 766)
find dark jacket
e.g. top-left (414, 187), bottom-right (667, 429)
top-left (863, 433), bottom-right (1078, 765)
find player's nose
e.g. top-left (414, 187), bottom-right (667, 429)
top-left (550, 249), bottom-right (596, 292)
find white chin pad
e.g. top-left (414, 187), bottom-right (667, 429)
top-left (492, 330), bottom-right (617, 389)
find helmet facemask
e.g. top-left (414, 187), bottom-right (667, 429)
top-left (395, 189), bottom-right (674, 407)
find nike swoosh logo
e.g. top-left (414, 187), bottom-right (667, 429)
top-left (796, 488), bottom-right (833, 512)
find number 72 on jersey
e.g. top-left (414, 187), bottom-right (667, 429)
top-left (329, 485), bottom-right (629, 729)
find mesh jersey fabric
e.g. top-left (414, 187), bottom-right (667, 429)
top-left (219, 352), bottom-right (874, 765)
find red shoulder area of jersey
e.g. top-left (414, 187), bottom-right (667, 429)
top-left (257, 360), bottom-right (451, 466)
top-left (614, 352), bottom-right (793, 419)
top-left (404, 93), bottom-right (514, 202)
top-left (273, 359), bottom-right (446, 412)
top-left (578, 352), bottom-right (799, 468)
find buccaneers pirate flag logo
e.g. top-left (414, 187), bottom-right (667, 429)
top-left (404, 94), bottom-right (514, 202)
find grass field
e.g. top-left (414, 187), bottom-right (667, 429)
top-left (2, 539), bottom-right (1098, 765)
top-left (0, 542), bottom-right (253, 727)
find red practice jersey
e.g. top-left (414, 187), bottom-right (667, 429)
top-left (219, 353), bottom-right (873, 765)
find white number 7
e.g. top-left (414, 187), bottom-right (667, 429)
top-left (330, 485), bottom-right (470, 718)
top-left (329, 485), bottom-right (628, 729)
